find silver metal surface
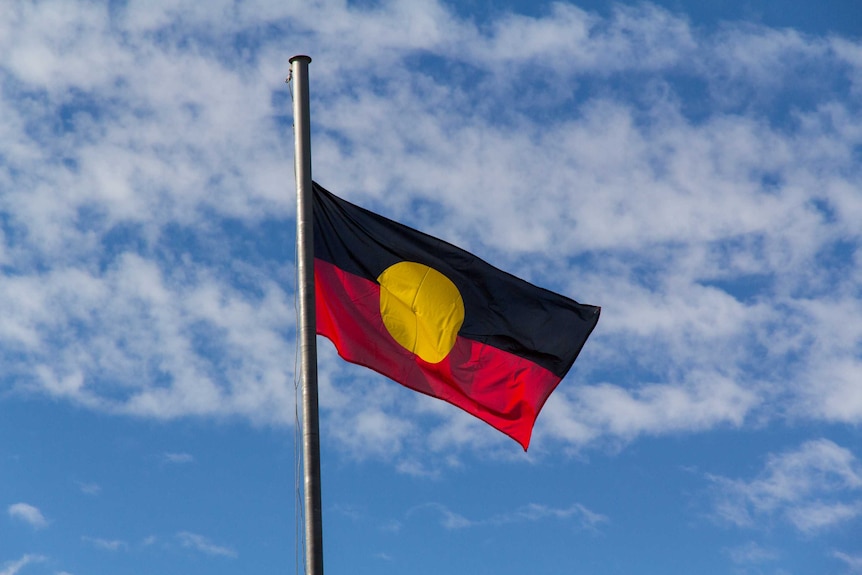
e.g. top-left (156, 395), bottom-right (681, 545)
top-left (290, 54), bottom-right (324, 575)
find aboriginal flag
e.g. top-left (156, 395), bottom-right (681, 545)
top-left (313, 182), bottom-right (600, 450)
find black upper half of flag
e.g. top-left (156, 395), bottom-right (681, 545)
top-left (312, 181), bottom-right (600, 379)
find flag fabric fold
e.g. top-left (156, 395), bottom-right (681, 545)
top-left (312, 181), bottom-right (600, 450)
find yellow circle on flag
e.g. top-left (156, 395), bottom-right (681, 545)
top-left (377, 261), bottom-right (465, 364)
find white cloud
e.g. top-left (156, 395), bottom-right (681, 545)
top-left (0, 0), bottom-right (860, 461)
top-left (82, 536), bottom-right (128, 552)
top-left (176, 531), bottom-right (237, 558)
top-left (709, 439), bottom-right (862, 533)
top-left (317, 345), bottom-right (419, 461)
top-left (162, 452), bottom-right (195, 464)
top-left (725, 541), bottom-right (779, 565)
top-left (0, 555), bottom-right (45, 575)
top-left (495, 502), bottom-right (608, 530)
top-left (464, 2), bottom-right (697, 75)
top-left (834, 551), bottom-right (862, 573)
top-left (540, 373), bottom-right (759, 447)
top-left (412, 501), bottom-right (607, 531)
top-left (7, 503), bottom-right (49, 529)
top-left (5, 254), bottom-right (295, 425)
top-left (791, 297), bottom-right (862, 423)
top-left (77, 481), bottom-right (101, 495)
top-left (785, 500), bottom-right (862, 533)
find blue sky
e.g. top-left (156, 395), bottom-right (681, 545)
top-left (1, 0), bottom-right (861, 574)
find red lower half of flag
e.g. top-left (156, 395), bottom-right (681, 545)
top-left (314, 258), bottom-right (562, 450)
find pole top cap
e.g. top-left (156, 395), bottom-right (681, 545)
top-left (290, 55), bottom-right (312, 63)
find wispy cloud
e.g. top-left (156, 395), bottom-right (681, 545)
top-left (7, 503), bottom-right (49, 529)
top-left (0, 555), bottom-right (45, 575)
top-left (725, 541), bottom-right (779, 565)
top-left (709, 439), bottom-right (862, 533)
top-left (176, 531), bottom-right (237, 558)
top-left (834, 551), bottom-right (862, 573)
top-left (77, 481), bottom-right (101, 495)
top-left (411, 501), bottom-right (607, 532)
top-left (162, 452), bottom-right (195, 465)
top-left (82, 536), bottom-right (128, 552)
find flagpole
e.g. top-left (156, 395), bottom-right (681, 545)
top-left (290, 54), bottom-right (324, 575)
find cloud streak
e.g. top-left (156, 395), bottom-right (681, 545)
top-left (0, 555), bottom-right (44, 575)
top-left (7, 503), bottom-right (48, 530)
top-left (176, 531), bottom-right (237, 558)
top-left (162, 452), bottom-right (195, 464)
top-left (412, 501), bottom-right (608, 532)
top-left (82, 536), bottom-right (129, 552)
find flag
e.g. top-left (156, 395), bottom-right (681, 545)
top-left (312, 181), bottom-right (600, 450)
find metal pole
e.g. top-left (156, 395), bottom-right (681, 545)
top-left (290, 54), bottom-right (324, 575)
